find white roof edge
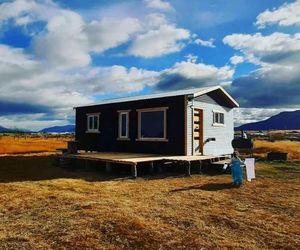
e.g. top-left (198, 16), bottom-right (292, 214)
top-left (193, 85), bottom-right (239, 107)
top-left (219, 86), bottom-right (240, 107)
top-left (74, 85), bottom-right (239, 108)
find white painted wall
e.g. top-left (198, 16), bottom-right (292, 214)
top-left (187, 94), bottom-right (235, 156)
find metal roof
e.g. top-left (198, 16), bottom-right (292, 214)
top-left (74, 85), bottom-right (239, 108)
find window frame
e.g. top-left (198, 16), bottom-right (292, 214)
top-left (86, 113), bottom-right (100, 133)
top-left (117, 110), bottom-right (130, 140)
top-left (212, 110), bottom-right (225, 126)
top-left (136, 107), bottom-right (168, 142)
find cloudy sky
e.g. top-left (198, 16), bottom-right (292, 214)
top-left (0, 0), bottom-right (299, 130)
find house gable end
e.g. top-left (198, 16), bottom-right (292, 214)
top-left (194, 88), bottom-right (238, 108)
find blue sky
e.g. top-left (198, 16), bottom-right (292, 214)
top-left (0, 0), bottom-right (299, 130)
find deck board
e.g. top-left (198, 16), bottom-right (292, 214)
top-left (211, 159), bottom-right (231, 165)
top-left (63, 152), bottom-right (227, 165)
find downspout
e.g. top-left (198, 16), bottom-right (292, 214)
top-left (187, 95), bottom-right (194, 156)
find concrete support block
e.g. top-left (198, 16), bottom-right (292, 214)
top-left (131, 164), bottom-right (137, 178)
top-left (84, 160), bottom-right (89, 170)
top-left (105, 162), bottom-right (112, 173)
top-left (198, 160), bottom-right (202, 174)
top-left (149, 162), bottom-right (154, 174)
top-left (186, 161), bottom-right (191, 176)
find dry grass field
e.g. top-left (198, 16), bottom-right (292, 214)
top-left (254, 140), bottom-right (300, 160)
top-left (0, 135), bottom-right (69, 155)
top-left (1, 134), bottom-right (299, 160)
top-left (0, 156), bottom-right (299, 249)
top-left (0, 134), bottom-right (299, 249)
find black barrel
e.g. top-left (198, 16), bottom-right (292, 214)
top-left (231, 137), bottom-right (253, 149)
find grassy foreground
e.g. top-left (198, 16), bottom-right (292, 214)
top-left (0, 156), bottom-right (299, 249)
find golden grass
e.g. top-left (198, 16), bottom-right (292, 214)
top-left (0, 156), bottom-right (299, 249)
top-left (1, 134), bottom-right (299, 161)
top-left (254, 140), bottom-right (300, 160)
top-left (0, 135), bottom-right (69, 155)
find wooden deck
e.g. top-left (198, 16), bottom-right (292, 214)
top-left (62, 152), bottom-right (230, 178)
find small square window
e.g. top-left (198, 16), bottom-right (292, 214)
top-left (213, 111), bottom-right (225, 125)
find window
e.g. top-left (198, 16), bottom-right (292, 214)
top-left (213, 111), bottom-right (225, 125)
top-left (86, 113), bottom-right (100, 132)
top-left (137, 107), bottom-right (168, 141)
top-left (118, 111), bottom-right (130, 139)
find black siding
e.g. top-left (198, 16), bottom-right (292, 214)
top-left (75, 95), bottom-right (186, 155)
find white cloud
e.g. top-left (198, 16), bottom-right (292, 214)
top-left (223, 32), bottom-right (300, 54)
top-left (223, 32), bottom-right (300, 65)
top-left (0, 41), bottom-right (237, 129)
top-left (128, 12), bottom-right (192, 58)
top-left (1, 1), bottom-right (143, 69)
top-left (0, 0), bottom-right (181, 129)
top-left (128, 24), bottom-right (190, 58)
top-left (33, 10), bottom-right (90, 69)
top-left (194, 38), bottom-right (215, 48)
top-left (144, 0), bottom-right (173, 12)
top-left (256, 0), bottom-right (300, 28)
top-left (0, 114), bottom-right (71, 131)
top-left (0, 44), bottom-right (36, 67)
top-left (0, 44), bottom-right (92, 120)
top-left (84, 17), bottom-right (142, 53)
top-left (0, 0), bottom-right (237, 129)
top-left (145, 13), bottom-right (168, 28)
top-left (0, 0), bottom-right (60, 25)
top-left (0, 0), bottom-right (35, 23)
top-left (225, 32), bottom-right (300, 108)
top-left (0, 42), bottom-right (234, 111)
top-left (224, 30), bottom-right (300, 108)
top-left (78, 59), bottom-right (234, 95)
top-left (230, 64), bottom-right (300, 108)
top-left (185, 54), bottom-right (198, 63)
top-left (0, 43), bottom-right (161, 129)
top-left (85, 65), bottom-right (160, 93)
top-left (1, 1), bottom-right (190, 61)
top-left (155, 59), bottom-right (234, 90)
top-left (165, 61), bottom-right (233, 82)
top-left (230, 55), bottom-right (245, 65)
top-left (0, 1), bottom-right (91, 69)
top-left (33, 13), bottom-right (142, 69)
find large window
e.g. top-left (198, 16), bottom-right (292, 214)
top-left (213, 111), bottom-right (225, 125)
top-left (86, 113), bottom-right (100, 132)
top-left (137, 107), bottom-right (168, 141)
top-left (118, 110), bottom-right (130, 139)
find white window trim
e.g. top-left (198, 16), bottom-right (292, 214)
top-left (86, 113), bottom-right (100, 133)
top-left (117, 110), bottom-right (130, 140)
top-left (212, 110), bottom-right (225, 127)
top-left (136, 107), bottom-right (168, 142)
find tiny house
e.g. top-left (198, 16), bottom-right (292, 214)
top-left (74, 86), bottom-right (239, 156)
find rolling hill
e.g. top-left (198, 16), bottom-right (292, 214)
top-left (0, 125), bottom-right (10, 132)
top-left (0, 126), bottom-right (31, 133)
top-left (237, 110), bottom-right (300, 130)
top-left (39, 125), bottom-right (75, 133)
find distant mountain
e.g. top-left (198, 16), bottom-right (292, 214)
top-left (39, 125), bottom-right (75, 133)
top-left (0, 125), bottom-right (10, 132)
top-left (0, 125), bottom-right (31, 133)
top-left (237, 110), bottom-right (300, 131)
